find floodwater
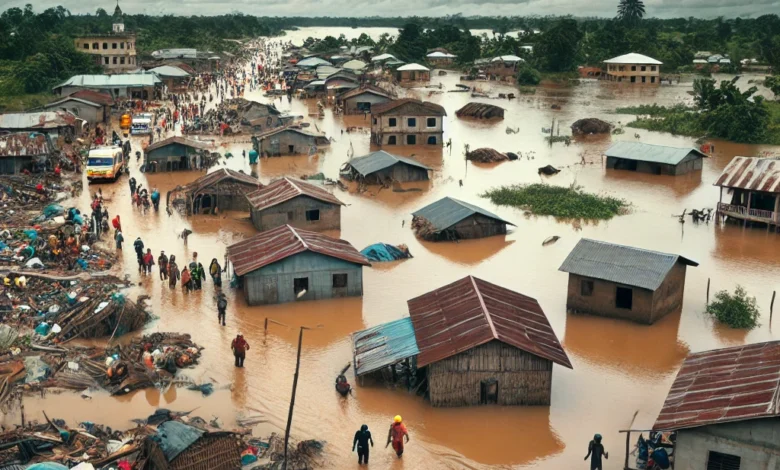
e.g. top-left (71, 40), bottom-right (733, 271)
top-left (8, 27), bottom-right (780, 470)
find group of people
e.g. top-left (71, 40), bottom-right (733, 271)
top-left (350, 415), bottom-right (411, 465)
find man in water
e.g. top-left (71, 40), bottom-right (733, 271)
top-left (584, 433), bottom-right (608, 470)
top-left (158, 251), bottom-right (169, 281)
top-left (209, 258), bottom-right (222, 287)
top-left (386, 416), bottom-right (409, 458)
top-left (231, 334), bottom-right (249, 367)
top-left (352, 424), bottom-right (373, 465)
top-left (217, 292), bottom-right (227, 326)
top-left (133, 237), bottom-right (144, 271)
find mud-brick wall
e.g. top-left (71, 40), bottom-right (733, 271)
top-left (449, 214), bottom-right (507, 240)
top-left (650, 262), bottom-right (688, 323)
top-left (427, 340), bottom-right (553, 407)
top-left (565, 273), bottom-right (656, 324)
top-left (674, 419), bottom-right (780, 470)
top-left (250, 195), bottom-right (341, 232)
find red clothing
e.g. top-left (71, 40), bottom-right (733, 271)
top-left (390, 422), bottom-right (407, 455)
top-left (232, 336), bottom-right (249, 354)
top-left (112, 216), bottom-right (121, 231)
top-left (143, 253), bottom-right (154, 266)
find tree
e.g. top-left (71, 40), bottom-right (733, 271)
top-left (516, 65), bottom-right (541, 85)
top-left (617, 0), bottom-right (646, 26)
top-left (534, 19), bottom-right (583, 72)
top-left (765, 75), bottom-right (780, 98)
top-left (693, 77), bottom-right (770, 143)
top-left (706, 286), bottom-right (760, 329)
top-left (391, 23), bottom-right (426, 62)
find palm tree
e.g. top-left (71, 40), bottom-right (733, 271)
top-left (617, 0), bottom-right (646, 25)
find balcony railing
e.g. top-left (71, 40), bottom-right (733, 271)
top-left (718, 202), bottom-right (778, 222)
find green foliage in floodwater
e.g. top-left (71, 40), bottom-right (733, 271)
top-left (516, 65), bottom-right (541, 86)
top-left (615, 104), bottom-right (694, 116)
top-left (706, 285), bottom-right (760, 329)
top-left (481, 184), bottom-right (627, 220)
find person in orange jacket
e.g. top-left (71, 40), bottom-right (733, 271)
top-left (386, 415), bottom-right (409, 458)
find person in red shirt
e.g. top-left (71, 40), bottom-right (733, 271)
top-left (386, 415), bottom-right (409, 458)
top-left (142, 249), bottom-right (155, 275)
top-left (54, 165), bottom-right (61, 177)
top-left (112, 215), bottom-right (122, 233)
top-left (231, 334), bottom-right (250, 367)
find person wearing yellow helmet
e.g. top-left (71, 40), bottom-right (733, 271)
top-left (386, 415), bottom-right (409, 458)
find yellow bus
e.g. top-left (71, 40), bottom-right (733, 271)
top-left (87, 146), bottom-right (125, 182)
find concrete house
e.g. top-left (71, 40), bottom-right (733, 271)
top-left (247, 177), bottom-right (345, 232)
top-left (341, 150), bottom-right (431, 185)
top-left (226, 224), bottom-right (370, 305)
top-left (605, 142), bottom-right (705, 176)
top-left (74, 9), bottom-right (138, 73)
top-left (426, 50), bottom-right (457, 68)
top-left (654, 341), bottom-right (780, 470)
top-left (53, 74), bottom-right (161, 99)
top-left (371, 99), bottom-right (446, 146)
top-left (395, 63), bottom-right (431, 82)
top-left (559, 239), bottom-right (698, 324)
top-left (252, 127), bottom-right (330, 157)
top-left (42, 90), bottom-right (114, 127)
top-left (714, 156), bottom-right (780, 231)
top-left (412, 197), bottom-right (514, 241)
top-left (144, 136), bottom-right (213, 172)
top-left (337, 86), bottom-right (392, 115)
top-left (169, 168), bottom-right (262, 215)
top-left (604, 53), bottom-right (662, 84)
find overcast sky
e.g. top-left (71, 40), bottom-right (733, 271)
top-left (5, 0), bottom-right (780, 19)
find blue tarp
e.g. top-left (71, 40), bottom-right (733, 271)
top-left (360, 243), bottom-right (410, 262)
top-left (157, 420), bottom-right (205, 461)
top-left (27, 463), bottom-right (68, 470)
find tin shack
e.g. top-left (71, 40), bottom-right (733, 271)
top-left (226, 224), bottom-right (370, 305)
top-left (337, 86), bottom-right (393, 115)
top-left (0, 132), bottom-right (52, 175)
top-left (144, 136), bottom-right (212, 172)
top-left (169, 168), bottom-right (262, 215)
top-left (605, 142), bottom-right (705, 176)
top-left (246, 177), bottom-right (344, 232)
top-left (653, 341), bottom-right (780, 470)
top-left (412, 196), bottom-right (514, 241)
top-left (252, 127), bottom-right (330, 157)
top-left (42, 90), bottom-right (114, 127)
top-left (714, 156), bottom-right (780, 231)
top-left (341, 150), bottom-right (431, 185)
top-left (559, 239), bottom-right (698, 324)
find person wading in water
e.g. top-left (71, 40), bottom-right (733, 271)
top-left (584, 434), bottom-right (608, 470)
top-left (386, 416), bottom-right (409, 458)
top-left (231, 334), bottom-right (249, 367)
top-left (352, 424), bottom-right (373, 465)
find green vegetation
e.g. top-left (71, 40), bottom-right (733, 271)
top-left (0, 93), bottom-right (56, 112)
top-left (617, 0), bottom-right (646, 26)
top-left (615, 104), bottom-right (694, 116)
top-left (481, 184), bottom-right (627, 220)
top-left (766, 75), bottom-right (780, 98)
top-left (516, 65), bottom-right (541, 86)
top-left (706, 286), bottom-right (761, 329)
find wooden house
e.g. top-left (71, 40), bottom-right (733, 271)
top-left (412, 197), bottom-right (514, 241)
top-left (426, 49), bottom-right (457, 67)
top-left (246, 177), bottom-right (344, 232)
top-left (337, 86), bottom-right (392, 115)
top-left (226, 224), bottom-right (370, 305)
top-left (144, 136), bottom-right (212, 172)
top-left (169, 168), bottom-right (262, 215)
top-left (370, 99), bottom-right (446, 146)
top-left (559, 239), bottom-right (698, 324)
top-left (605, 142), bottom-right (705, 176)
top-left (341, 150), bottom-right (431, 185)
top-left (714, 156), bottom-right (780, 231)
top-left (252, 127), bottom-right (330, 157)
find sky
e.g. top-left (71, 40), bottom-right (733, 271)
top-left (4, 0), bottom-right (780, 19)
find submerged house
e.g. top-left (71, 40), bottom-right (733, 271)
top-left (247, 177), bottom-right (344, 232)
top-left (0, 132), bottom-right (52, 175)
top-left (337, 86), bottom-right (393, 115)
top-left (426, 50), bottom-right (457, 67)
top-left (252, 127), bottom-right (330, 157)
top-left (395, 63), bottom-right (431, 82)
top-left (714, 156), bottom-right (780, 230)
top-left (226, 224), bottom-right (370, 305)
top-left (352, 276), bottom-right (572, 407)
top-left (144, 136), bottom-right (212, 172)
top-left (605, 142), bottom-right (705, 176)
top-left (237, 100), bottom-right (293, 132)
top-left (155, 420), bottom-right (242, 470)
top-left (604, 53), bottom-right (662, 84)
top-left (371, 99), bottom-right (446, 146)
top-left (559, 239), bottom-right (698, 324)
top-left (169, 168), bottom-right (262, 215)
top-left (654, 341), bottom-right (780, 470)
top-left (341, 150), bottom-right (431, 185)
top-left (412, 197), bottom-right (514, 241)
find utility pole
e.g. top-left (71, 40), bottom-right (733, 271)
top-left (283, 326), bottom-right (306, 470)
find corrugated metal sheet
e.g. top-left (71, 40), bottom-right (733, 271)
top-left (372, 99), bottom-right (446, 116)
top-left (186, 168), bottom-right (261, 194)
top-left (348, 151), bottom-right (431, 177)
top-left (558, 239), bottom-right (698, 291)
top-left (604, 53), bottom-right (663, 65)
top-left (605, 142), bottom-right (705, 165)
top-left (54, 74), bottom-right (161, 89)
top-left (338, 86), bottom-right (392, 101)
top-left (407, 276), bottom-right (572, 369)
top-left (157, 421), bottom-right (205, 461)
top-left (145, 136), bottom-right (212, 153)
top-left (298, 57), bottom-right (332, 68)
top-left (227, 224), bottom-right (369, 276)
top-left (714, 156), bottom-right (780, 193)
top-left (352, 317), bottom-right (420, 376)
top-left (653, 341), bottom-right (780, 431)
top-left (151, 48), bottom-right (198, 59)
top-left (246, 177), bottom-right (343, 212)
top-left (412, 197), bottom-right (515, 231)
top-left (148, 65), bottom-right (190, 78)
top-left (68, 90), bottom-right (115, 106)
top-left (0, 112), bottom-right (76, 130)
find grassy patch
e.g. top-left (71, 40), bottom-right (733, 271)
top-left (0, 93), bottom-right (56, 113)
top-left (481, 183), bottom-right (628, 220)
top-left (615, 104), bottom-right (694, 116)
top-left (539, 71), bottom-right (580, 85)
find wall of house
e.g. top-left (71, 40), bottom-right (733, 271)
top-left (190, 182), bottom-right (257, 214)
top-left (605, 63), bottom-right (660, 83)
top-left (75, 35), bottom-right (137, 72)
top-left (607, 154), bottom-right (702, 176)
top-left (146, 144), bottom-right (199, 172)
top-left (674, 419), bottom-right (780, 470)
top-left (448, 214), bottom-right (507, 240)
top-left (362, 163), bottom-right (430, 184)
top-left (251, 195), bottom-right (341, 232)
top-left (258, 131), bottom-right (317, 156)
top-left (566, 273), bottom-right (656, 324)
top-left (44, 102), bottom-right (103, 126)
top-left (0, 156), bottom-right (33, 175)
top-left (344, 94), bottom-right (390, 115)
top-left (242, 251), bottom-right (363, 305)
top-left (650, 262), bottom-right (688, 323)
top-left (427, 340), bottom-right (553, 407)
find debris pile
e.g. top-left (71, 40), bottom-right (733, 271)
top-left (258, 433), bottom-right (326, 470)
top-left (570, 118), bottom-right (612, 135)
top-left (411, 216), bottom-right (438, 241)
top-left (455, 103), bottom-right (505, 120)
top-left (360, 243), bottom-right (413, 262)
top-left (466, 148), bottom-right (511, 163)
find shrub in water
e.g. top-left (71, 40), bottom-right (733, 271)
top-left (705, 285), bottom-right (760, 329)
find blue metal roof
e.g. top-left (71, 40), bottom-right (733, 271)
top-left (352, 317), bottom-right (420, 376)
top-left (157, 421), bottom-right (204, 461)
top-left (605, 141), bottom-right (705, 166)
top-left (412, 197), bottom-right (514, 232)
top-left (558, 238), bottom-right (698, 291)
top-left (348, 150), bottom-right (431, 177)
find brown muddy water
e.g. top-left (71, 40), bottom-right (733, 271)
top-left (7, 27), bottom-right (780, 470)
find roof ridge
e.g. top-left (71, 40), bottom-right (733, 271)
top-left (285, 177), bottom-right (304, 196)
top-left (288, 225), bottom-right (309, 250)
top-left (470, 276), bottom-right (498, 340)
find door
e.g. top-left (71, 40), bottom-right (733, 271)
top-left (480, 378), bottom-right (498, 404)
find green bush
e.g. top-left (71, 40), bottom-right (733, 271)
top-left (706, 286), bottom-right (760, 329)
top-left (481, 183), bottom-right (627, 220)
top-left (516, 65), bottom-right (541, 86)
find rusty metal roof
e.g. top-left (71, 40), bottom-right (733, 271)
top-left (407, 276), bottom-right (572, 369)
top-left (412, 196), bottom-right (514, 232)
top-left (714, 156), bottom-right (780, 193)
top-left (654, 341), bottom-right (780, 431)
top-left (185, 168), bottom-right (262, 195)
top-left (245, 177), bottom-right (344, 211)
top-left (227, 224), bottom-right (369, 276)
top-left (0, 111), bottom-right (77, 130)
top-left (352, 317), bottom-right (420, 376)
top-left (372, 99), bottom-right (446, 117)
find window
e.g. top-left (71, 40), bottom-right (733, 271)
top-left (631, 65), bottom-right (636, 71)
top-left (427, 117), bottom-right (436, 127)
top-left (630, 76), bottom-right (636, 83)
top-left (581, 280), bottom-right (594, 296)
top-left (651, 65), bottom-right (657, 71)
top-left (388, 117), bottom-right (397, 127)
top-left (372, 118), bottom-right (377, 125)
top-left (104, 57), bottom-right (109, 65)
top-left (92, 42), bottom-right (99, 50)
top-left (616, 287), bottom-right (633, 310)
top-left (651, 76), bottom-right (656, 83)
top-left (407, 118), bottom-right (416, 127)
top-left (640, 65), bottom-right (646, 71)
top-left (641, 76), bottom-right (646, 83)
top-left (113, 57), bottom-right (118, 64)
top-left (357, 102), bottom-right (371, 112)
top-left (387, 136), bottom-right (397, 145)
top-left (103, 42), bottom-right (108, 49)
top-left (305, 209), bottom-right (320, 221)
top-left (427, 136), bottom-right (437, 145)
top-left (287, 211), bottom-right (294, 220)
top-left (112, 42), bottom-right (117, 49)
top-left (293, 277), bottom-right (309, 297)
top-left (707, 451), bottom-right (740, 470)
top-left (120, 42), bottom-right (125, 49)
top-left (83, 44), bottom-right (89, 50)
top-left (406, 135), bottom-right (416, 145)
top-left (120, 57), bottom-right (125, 64)
top-left (332, 273), bottom-right (348, 288)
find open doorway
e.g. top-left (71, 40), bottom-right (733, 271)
top-left (616, 286), bottom-right (633, 310)
top-left (294, 277), bottom-right (309, 299)
top-left (480, 379), bottom-right (498, 404)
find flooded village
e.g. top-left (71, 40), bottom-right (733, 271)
top-left (1, 6), bottom-right (780, 470)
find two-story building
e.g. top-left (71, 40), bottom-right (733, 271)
top-left (604, 53), bottom-right (662, 84)
top-left (370, 99), bottom-right (446, 146)
top-left (74, 4), bottom-right (137, 73)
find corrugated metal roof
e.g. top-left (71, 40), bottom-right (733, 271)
top-left (427, 52), bottom-right (457, 58)
top-left (148, 65), bottom-right (190, 78)
top-left (298, 57), bottom-right (332, 68)
top-left (54, 74), bottom-right (161, 90)
top-left (352, 317), bottom-right (420, 376)
top-left (68, 90), bottom-right (114, 106)
top-left (347, 150), bottom-right (431, 177)
top-left (653, 341), bottom-right (780, 431)
top-left (713, 156), bottom-right (780, 193)
top-left (605, 141), bottom-right (705, 166)
top-left (151, 48), bottom-right (198, 60)
top-left (186, 168), bottom-right (262, 194)
top-left (337, 86), bottom-right (392, 101)
top-left (227, 224), bottom-right (369, 276)
top-left (0, 132), bottom-right (51, 158)
top-left (491, 55), bottom-right (523, 63)
top-left (397, 63), bottom-right (430, 71)
top-left (407, 276), bottom-right (572, 368)
top-left (412, 196), bottom-right (514, 232)
top-left (371, 53), bottom-right (397, 62)
top-left (145, 136), bottom-right (212, 153)
top-left (245, 177), bottom-right (344, 212)
top-left (372, 99), bottom-right (446, 116)
top-left (604, 53), bottom-right (663, 65)
top-left (0, 112), bottom-right (76, 130)
top-left (342, 60), bottom-right (367, 71)
top-left (558, 239), bottom-right (698, 291)
top-left (43, 97), bottom-right (102, 109)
